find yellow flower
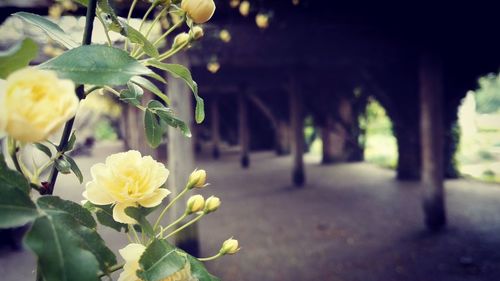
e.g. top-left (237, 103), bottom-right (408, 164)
top-left (0, 68), bottom-right (78, 143)
top-left (187, 169), bottom-right (207, 189)
top-left (219, 238), bottom-right (240, 255)
top-left (255, 13), bottom-right (269, 29)
top-left (181, 0), bottom-right (216, 24)
top-left (239, 1), bottom-right (250, 16)
top-left (118, 243), bottom-right (195, 281)
top-left (229, 0), bottom-right (240, 8)
top-left (83, 150), bottom-right (171, 224)
top-left (186, 194), bottom-right (205, 214)
top-left (207, 61), bottom-right (220, 74)
top-left (219, 29), bottom-right (231, 43)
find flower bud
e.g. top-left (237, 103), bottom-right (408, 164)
top-left (255, 13), bottom-right (269, 29)
top-left (186, 194), bottom-right (205, 214)
top-left (187, 169), bottom-right (207, 189)
top-left (219, 238), bottom-right (240, 255)
top-left (239, 1), bottom-right (250, 16)
top-left (229, 0), bottom-right (240, 8)
top-left (219, 29), bottom-right (231, 43)
top-left (204, 196), bottom-right (220, 213)
top-left (207, 61), bottom-right (220, 74)
top-left (172, 32), bottom-right (190, 49)
top-left (191, 26), bottom-right (204, 40)
top-left (181, 0), bottom-right (216, 24)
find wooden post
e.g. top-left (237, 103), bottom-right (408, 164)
top-left (420, 52), bottom-right (446, 231)
top-left (321, 116), bottom-right (337, 164)
top-left (210, 99), bottom-right (220, 159)
top-left (166, 53), bottom-right (199, 255)
top-left (238, 93), bottom-right (250, 168)
top-left (289, 78), bottom-right (305, 186)
top-left (275, 120), bottom-right (291, 155)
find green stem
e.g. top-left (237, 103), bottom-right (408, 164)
top-left (133, 18), bottom-right (184, 59)
top-left (156, 212), bottom-right (187, 238)
top-left (164, 213), bottom-right (204, 239)
top-left (124, 0), bottom-right (139, 50)
top-left (98, 263), bottom-right (124, 278)
top-left (129, 224), bottom-right (141, 243)
top-left (153, 186), bottom-right (189, 231)
top-left (45, 0), bottom-right (97, 195)
top-left (138, 4), bottom-right (156, 32)
top-left (197, 252), bottom-right (223, 262)
top-left (7, 138), bottom-right (23, 174)
top-left (96, 12), bottom-right (113, 46)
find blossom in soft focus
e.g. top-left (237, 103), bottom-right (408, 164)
top-left (181, 0), bottom-right (216, 24)
top-left (255, 13), bottom-right (269, 29)
top-left (207, 61), bottom-right (220, 73)
top-left (187, 169), bottom-right (207, 188)
top-left (204, 195), bottom-right (221, 213)
top-left (239, 1), bottom-right (250, 16)
top-left (229, 0), bottom-right (240, 8)
top-left (219, 238), bottom-right (240, 255)
top-left (219, 29), bottom-right (231, 42)
top-left (292, 0), bottom-right (300, 6)
top-left (0, 68), bottom-right (78, 143)
top-left (83, 150), bottom-right (171, 224)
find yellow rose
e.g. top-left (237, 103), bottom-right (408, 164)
top-left (181, 0), bottom-right (216, 24)
top-left (255, 13), bottom-right (269, 29)
top-left (83, 150), bottom-right (171, 224)
top-left (0, 68), bottom-right (78, 143)
top-left (239, 1), bottom-right (250, 16)
top-left (118, 243), bottom-right (195, 281)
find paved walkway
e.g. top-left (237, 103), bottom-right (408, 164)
top-left (2, 143), bottom-right (500, 281)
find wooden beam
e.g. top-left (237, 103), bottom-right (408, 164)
top-left (166, 53), bottom-right (199, 255)
top-left (289, 76), bottom-right (305, 186)
top-left (238, 93), bottom-right (250, 168)
top-left (419, 52), bottom-right (446, 231)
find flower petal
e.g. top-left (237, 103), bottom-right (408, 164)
top-left (84, 181), bottom-right (115, 205)
top-left (138, 188), bottom-right (171, 208)
top-left (113, 202), bottom-right (138, 224)
top-left (119, 243), bottom-right (146, 262)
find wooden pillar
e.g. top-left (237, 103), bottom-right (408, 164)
top-left (166, 53), bottom-right (199, 255)
top-left (275, 120), bottom-right (291, 155)
top-left (289, 78), bottom-right (305, 186)
top-left (420, 52), bottom-right (446, 231)
top-left (321, 116), bottom-right (339, 164)
top-left (238, 94), bottom-right (250, 168)
top-left (210, 99), bottom-right (220, 159)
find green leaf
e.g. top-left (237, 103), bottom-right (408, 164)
top-left (0, 153), bottom-right (30, 193)
top-left (124, 206), bottom-right (154, 236)
top-left (137, 239), bottom-right (188, 281)
top-left (144, 108), bottom-right (163, 148)
top-left (26, 216), bottom-right (101, 281)
top-left (148, 61), bottom-right (205, 123)
top-left (131, 76), bottom-right (170, 105)
top-left (0, 38), bottom-right (38, 79)
top-left (35, 143), bottom-right (52, 158)
top-left (13, 12), bottom-right (79, 49)
top-left (55, 158), bottom-right (71, 174)
top-left (38, 45), bottom-right (152, 86)
top-left (64, 131), bottom-right (77, 152)
top-left (63, 155), bottom-right (83, 183)
top-left (146, 71), bottom-right (167, 84)
top-left (187, 255), bottom-right (221, 281)
top-left (120, 82), bottom-right (144, 106)
top-left (124, 23), bottom-right (159, 58)
top-left (30, 196), bottom-right (117, 277)
top-left (83, 202), bottom-right (127, 232)
top-left (0, 185), bottom-right (38, 228)
top-left (148, 101), bottom-right (191, 137)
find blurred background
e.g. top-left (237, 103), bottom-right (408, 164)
top-left (2, 0), bottom-right (500, 280)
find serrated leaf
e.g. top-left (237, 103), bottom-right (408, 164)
top-left (31, 196), bottom-right (117, 276)
top-left (38, 45), bottom-right (152, 86)
top-left (120, 82), bottom-right (144, 106)
top-left (13, 12), bottom-right (78, 49)
top-left (0, 153), bottom-right (30, 193)
top-left (55, 158), bottom-right (71, 174)
top-left (63, 155), bottom-right (83, 183)
top-left (148, 101), bottom-right (191, 137)
top-left (144, 108), bottom-right (163, 148)
top-left (0, 38), bottom-right (38, 79)
top-left (35, 143), bottom-right (52, 158)
top-left (0, 185), bottom-right (38, 228)
top-left (147, 61), bottom-right (204, 123)
top-left (83, 202), bottom-right (127, 232)
top-left (137, 239), bottom-right (187, 281)
top-left (131, 76), bottom-right (170, 105)
top-left (124, 206), bottom-right (154, 236)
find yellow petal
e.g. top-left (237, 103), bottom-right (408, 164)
top-left (138, 188), bottom-right (171, 208)
top-left (84, 181), bottom-right (115, 205)
top-left (113, 202), bottom-right (138, 224)
top-left (119, 243), bottom-right (146, 262)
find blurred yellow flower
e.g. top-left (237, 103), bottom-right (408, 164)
top-left (255, 13), bottom-right (269, 29)
top-left (292, 0), bottom-right (300, 5)
top-left (239, 1), bottom-right (250, 16)
top-left (0, 68), bottom-right (78, 143)
top-left (181, 0), bottom-right (216, 24)
top-left (219, 29), bottom-right (231, 42)
top-left (118, 243), bottom-right (195, 281)
top-left (207, 61), bottom-right (220, 73)
top-left (83, 150), bottom-right (171, 224)
top-left (229, 0), bottom-right (240, 8)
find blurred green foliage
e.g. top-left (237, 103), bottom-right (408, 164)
top-left (476, 74), bottom-right (500, 114)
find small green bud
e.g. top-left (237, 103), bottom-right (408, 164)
top-left (186, 194), bottom-right (205, 214)
top-left (204, 195), bottom-right (220, 213)
top-left (219, 238), bottom-right (240, 255)
top-left (187, 169), bottom-right (207, 189)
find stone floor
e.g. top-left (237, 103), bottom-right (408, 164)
top-left (2, 142), bottom-right (500, 281)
